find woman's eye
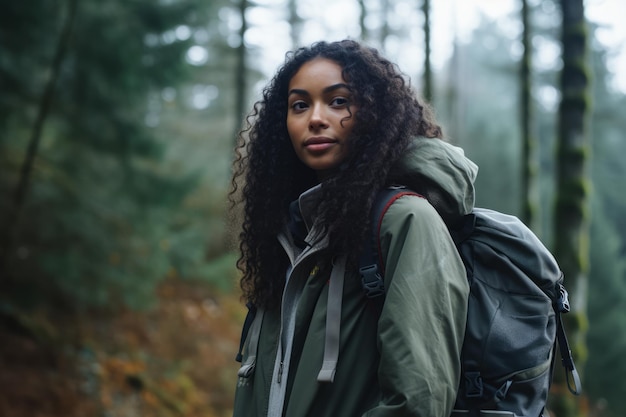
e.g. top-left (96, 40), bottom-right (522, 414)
top-left (331, 97), bottom-right (349, 107)
top-left (291, 101), bottom-right (308, 111)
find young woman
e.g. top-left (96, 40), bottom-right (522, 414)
top-left (230, 40), bottom-right (477, 417)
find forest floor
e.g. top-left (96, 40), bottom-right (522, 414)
top-left (0, 278), bottom-right (245, 417)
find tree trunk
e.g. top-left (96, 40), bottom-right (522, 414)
top-left (233, 0), bottom-right (248, 142)
top-left (421, 0), bottom-right (433, 102)
top-left (357, 0), bottom-right (368, 42)
top-left (380, 0), bottom-right (390, 47)
top-left (550, 0), bottom-right (591, 415)
top-left (288, 0), bottom-right (302, 48)
top-left (0, 0), bottom-right (78, 278)
top-left (445, 7), bottom-right (464, 145)
top-left (520, 0), bottom-right (539, 230)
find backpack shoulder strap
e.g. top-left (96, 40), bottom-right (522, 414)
top-left (236, 303), bottom-right (264, 378)
top-left (236, 302), bottom-right (257, 363)
top-left (359, 186), bottom-right (423, 298)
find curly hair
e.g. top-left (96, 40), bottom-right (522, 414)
top-left (230, 40), bottom-right (442, 310)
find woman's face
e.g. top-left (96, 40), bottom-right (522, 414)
top-left (286, 58), bottom-right (356, 179)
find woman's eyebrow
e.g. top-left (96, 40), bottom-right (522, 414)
top-left (288, 83), bottom-right (350, 97)
top-left (322, 83), bottom-right (350, 93)
top-left (288, 88), bottom-right (309, 97)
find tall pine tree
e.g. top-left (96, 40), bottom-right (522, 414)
top-left (550, 0), bottom-right (591, 415)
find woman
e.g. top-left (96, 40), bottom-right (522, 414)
top-left (230, 40), bottom-right (477, 417)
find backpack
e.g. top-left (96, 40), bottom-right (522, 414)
top-left (359, 186), bottom-right (581, 417)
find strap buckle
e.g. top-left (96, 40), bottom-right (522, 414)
top-left (465, 371), bottom-right (484, 398)
top-left (360, 264), bottom-right (385, 298)
top-left (557, 283), bottom-right (570, 313)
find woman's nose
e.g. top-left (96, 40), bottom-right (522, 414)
top-left (309, 103), bottom-right (329, 130)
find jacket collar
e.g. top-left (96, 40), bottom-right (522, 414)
top-left (296, 183), bottom-right (323, 233)
top-left (280, 184), bottom-right (327, 261)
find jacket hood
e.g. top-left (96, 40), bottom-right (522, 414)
top-left (387, 137), bottom-right (478, 224)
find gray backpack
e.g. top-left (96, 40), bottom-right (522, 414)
top-left (359, 187), bottom-right (581, 417)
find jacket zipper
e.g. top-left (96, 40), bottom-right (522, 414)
top-left (272, 231), bottom-right (324, 390)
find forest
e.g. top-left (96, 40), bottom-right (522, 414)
top-left (0, 0), bottom-right (624, 416)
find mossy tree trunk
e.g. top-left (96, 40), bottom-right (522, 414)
top-left (520, 0), bottom-right (539, 230)
top-left (550, 0), bottom-right (591, 415)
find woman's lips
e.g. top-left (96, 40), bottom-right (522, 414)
top-left (304, 136), bottom-right (337, 152)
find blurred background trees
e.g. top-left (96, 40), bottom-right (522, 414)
top-left (0, 0), bottom-right (624, 416)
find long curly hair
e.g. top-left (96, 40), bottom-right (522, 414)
top-left (230, 40), bottom-right (442, 310)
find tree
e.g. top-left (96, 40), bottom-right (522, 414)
top-left (288, 0), bottom-right (304, 48)
top-left (0, 0), bottom-right (214, 310)
top-left (421, 0), bottom-right (433, 102)
top-left (550, 0), bottom-right (592, 415)
top-left (380, 0), bottom-right (391, 46)
top-left (586, 201), bottom-right (626, 417)
top-left (357, 0), bottom-right (369, 42)
top-left (583, 24), bottom-right (626, 416)
top-left (233, 0), bottom-right (248, 141)
top-left (0, 0), bottom-right (78, 275)
top-left (520, 0), bottom-right (539, 229)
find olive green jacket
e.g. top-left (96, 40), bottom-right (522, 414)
top-left (233, 137), bottom-right (478, 417)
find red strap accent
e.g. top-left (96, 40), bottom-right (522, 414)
top-left (375, 192), bottom-right (424, 271)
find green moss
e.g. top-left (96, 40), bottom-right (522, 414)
top-left (560, 90), bottom-right (591, 112)
top-left (556, 145), bottom-right (590, 164)
top-left (578, 232), bottom-right (590, 272)
top-left (564, 22), bottom-right (589, 41)
top-left (555, 179), bottom-right (590, 211)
